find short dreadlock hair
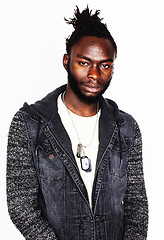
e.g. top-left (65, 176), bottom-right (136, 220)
top-left (65, 6), bottom-right (117, 57)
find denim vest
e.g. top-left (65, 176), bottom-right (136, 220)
top-left (21, 85), bottom-right (134, 240)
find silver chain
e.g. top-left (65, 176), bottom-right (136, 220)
top-left (62, 91), bottom-right (99, 156)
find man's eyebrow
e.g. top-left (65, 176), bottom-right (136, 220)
top-left (100, 58), bottom-right (113, 63)
top-left (77, 54), bottom-right (113, 63)
top-left (77, 54), bottom-right (92, 62)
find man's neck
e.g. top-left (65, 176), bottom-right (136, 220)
top-left (63, 88), bottom-right (99, 117)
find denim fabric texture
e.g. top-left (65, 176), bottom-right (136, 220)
top-left (7, 84), bottom-right (148, 239)
top-left (19, 85), bottom-right (135, 239)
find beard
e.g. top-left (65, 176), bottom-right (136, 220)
top-left (67, 67), bottom-right (112, 104)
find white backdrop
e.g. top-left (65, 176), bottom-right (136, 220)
top-left (1, 0), bottom-right (164, 239)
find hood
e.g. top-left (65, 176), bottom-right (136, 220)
top-left (20, 85), bottom-right (66, 123)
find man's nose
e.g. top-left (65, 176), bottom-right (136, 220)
top-left (87, 65), bottom-right (100, 80)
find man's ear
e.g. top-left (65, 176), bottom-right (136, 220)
top-left (63, 54), bottom-right (70, 71)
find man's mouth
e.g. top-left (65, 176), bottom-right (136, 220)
top-left (83, 84), bottom-right (102, 93)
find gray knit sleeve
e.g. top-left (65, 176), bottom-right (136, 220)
top-left (7, 112), bottom-right (58, 240)
top-left (123, 121), bottom-right (148, 239)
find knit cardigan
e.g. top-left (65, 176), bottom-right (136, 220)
top-left (6, 111), bottom-right (148, 240)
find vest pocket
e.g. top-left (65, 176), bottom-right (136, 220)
top-left (36, 145), bottom-right (65, 182)
top-left (108, 133), bottom-right (133, 178)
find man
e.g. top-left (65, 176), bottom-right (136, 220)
top-left (7, 6), bottom-right (148, 240)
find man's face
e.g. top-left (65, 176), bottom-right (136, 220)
top-left (63, 36), bottom-right (116, 104)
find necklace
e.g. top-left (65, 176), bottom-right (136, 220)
top-left (62, 91), bottom-right (99, 172)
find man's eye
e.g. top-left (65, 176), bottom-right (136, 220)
top-left (101, 64), bottom-right (111, 69)
top-left (79, 62), bottom-right (89, 66)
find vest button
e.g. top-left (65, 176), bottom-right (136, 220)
top-left (95, 216), bottom-right (99, 221)
top-left (49, 154), bottom-right (54, 159)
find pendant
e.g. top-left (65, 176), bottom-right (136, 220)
top-left (80, 156), bottom-right (92, 172)
top-left (76, 143), bottom-right (83, 158)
